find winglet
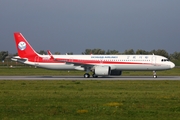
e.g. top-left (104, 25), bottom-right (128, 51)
top-left (47, 50), bottom-right (55, 60)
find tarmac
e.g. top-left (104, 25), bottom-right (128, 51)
top-left (0, 76), bottom-right (180, 80)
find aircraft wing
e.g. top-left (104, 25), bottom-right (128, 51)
top-left (62, 61), bottom-right (94, 68)
top-left (47, 50), bottom-right (94, 67)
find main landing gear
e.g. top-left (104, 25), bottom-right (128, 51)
top-left (83, 68), bottom-right (98, 78)
top-left (84, 73), bottom-right (90, 78)
top-left (83, 73), bottom-right (98, 78)
top-left (153, 71), bottom-right (157, 78)
top-left (92, 73), bottom-right (98, 78)
top-left (84, 68), bottom-right (91, 78)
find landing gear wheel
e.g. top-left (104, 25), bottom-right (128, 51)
top-left (84, 73), bottom-right (90, 78)
top-left (153, 75), bottom-right (157, 78)
top-left (153, 71), bottom-right (157, 78)
top-left (92, 73), bottom-right (98, 78)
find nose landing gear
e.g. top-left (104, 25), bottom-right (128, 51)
top-left (153, 71), bottom-right (157, 78)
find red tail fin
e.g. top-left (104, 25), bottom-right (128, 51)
top-left (14, 32), bottom-right (39, 59)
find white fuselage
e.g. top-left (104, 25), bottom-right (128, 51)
top-left (22, 54), bottom-right (175, 71)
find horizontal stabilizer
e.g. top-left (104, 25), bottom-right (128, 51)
top-left (11, 56), bottom-right (27, 63)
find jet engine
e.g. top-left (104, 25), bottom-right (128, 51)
top-left (94, 66), bottom-right (122, 76)
top-left (110, 70), bottom-right (122, 76)
top-left (94, 66), bottom-right (111, 76)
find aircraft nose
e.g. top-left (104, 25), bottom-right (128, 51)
top-left (170, 62), bottom-right (175, 68)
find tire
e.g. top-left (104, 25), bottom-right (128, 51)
top-left (92, 73), bottom-right (98, 78)
top-left (84, 73), bottom-right (90, 78)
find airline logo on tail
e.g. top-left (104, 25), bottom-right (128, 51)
top-left (18, 41), bottom-right (26, 50)
top-left (14, 32), bottom-right (39, 58)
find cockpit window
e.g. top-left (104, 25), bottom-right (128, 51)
top-left (161, 59), bottom-right (169, 62)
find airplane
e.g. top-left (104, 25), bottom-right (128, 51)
top-left (12, 32), bottom-right (175, 78)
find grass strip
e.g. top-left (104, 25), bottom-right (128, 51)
top-left (0, 80), bottom-right (180, 120)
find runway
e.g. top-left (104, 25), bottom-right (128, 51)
top-left (0, 76), bottom-right (180, 80)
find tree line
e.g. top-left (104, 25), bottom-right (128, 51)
top-left (37, 49), bottom-right (180, 61)
top-left (0, 51), bottom-right (8, 61)
top-left (1, 49), bottom-right (180, 61)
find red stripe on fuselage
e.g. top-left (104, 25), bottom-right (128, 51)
top-left (28, 58), bottom-right (152, 65)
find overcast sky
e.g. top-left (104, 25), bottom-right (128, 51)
top-left (0, 0), bottom-right (180, 54)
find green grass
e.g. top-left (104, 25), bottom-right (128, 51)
top-left (0, 80), bottom-right (180, 120)
top-left (0, 66), bottom-right (85, 76)
top-left (0, 66), bottom-right (179, 76)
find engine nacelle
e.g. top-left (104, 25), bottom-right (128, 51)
top-left (110, 70), bottom-right (122, 76)
top-left (94, 66), bottom-right (111, 76)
